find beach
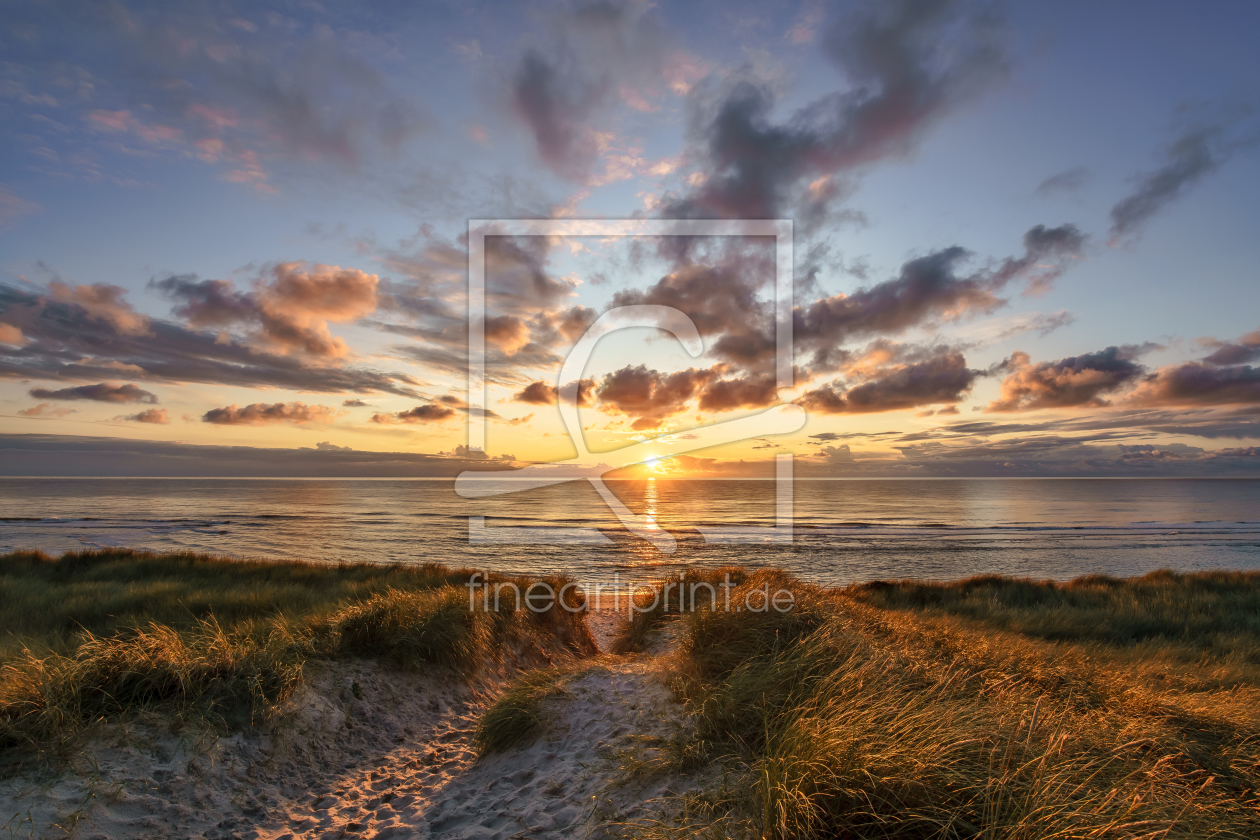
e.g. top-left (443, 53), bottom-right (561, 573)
top-left (2, 551), bottom-right (1259, 838)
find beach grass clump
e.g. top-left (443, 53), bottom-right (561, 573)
top-left (0, 548), bottom-right (489, 663)
top-left (0, 617), bottom-right (303, 751)
top-left (626, 568), bottom-right (1260, 839)
top-left (610, 567), bottom-right (752, 655)
top-left (0, 549), bottom-right (594, 755)
top-left (850, 569), bottom-right (1260, 662)
top-left (474, 666), bottom-right (576, 755)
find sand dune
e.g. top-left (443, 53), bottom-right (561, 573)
top-left (0, 607), bottom-right (700, 839)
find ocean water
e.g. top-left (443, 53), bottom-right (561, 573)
top-left (2, 477), bottom-right (1259, 586)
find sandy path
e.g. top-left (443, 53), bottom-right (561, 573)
top-left (1, 609), bottom-right (705, 840)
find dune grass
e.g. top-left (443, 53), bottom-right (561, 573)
top-left (474, 665), bottom-right (578, 755)
top-left (624, 568), bottom-right (1260, 839)
top-left (0, 549), bottom-right (593, 757)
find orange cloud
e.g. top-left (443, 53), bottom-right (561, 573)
top-left (117, 408), bottom-right (170, 424)
top-left (49, 282), bottom-right (149, 335)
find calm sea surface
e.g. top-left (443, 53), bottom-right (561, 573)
top-left (2, 478), bottom-right (1260, 586)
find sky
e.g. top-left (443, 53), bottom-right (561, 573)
top-left (1, 0), bottom-right (1260, 478)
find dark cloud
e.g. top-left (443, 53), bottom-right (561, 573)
top-left (912, 409), bottom-right (1260, 442)
top-left (795, 248), bottom-right (993, 367)
top-left (203, 402), bottom-right (337, 425)
top-left (613, 242), bottom-right (773, 339)
top-left (510, 378), bottom-right (594, 407)
top-left (808, 430), bottom-right (901, 443)
top-left (513, 380), bottom-right (559, 405)
top-left (797, 348), bottom-right (978, 414)
top-left (0, 434), bottom-right (515, 478)
top-left (1201, 330), bottom-right (1260, 366)
top-left (595, 365), bottom-right (714, 430)
top-left (29, 381), bottom-right (158, 404)
top-left (371, 403), bottom-right (457, 424)
top-left (0, 283), bottom-right (421, 397)
top-left (1035, 167), bottom-right (1089, 196)
top-left (507, 1), bottom-right (674, 181)
top-left (697, 372), bottom-right (779, 413)
top-left (664, 0), bottom-right (1008, 220)
top-left (342, 399), bottom-right (370, 407)
top-left (987, 345), bottom-right (1152, 412)
top-left (1109, 123), bottom-right (1254, 242)
top-left (1128, 362), bottom-right (1260, 407)
top-left (511, 50), bottom-right (605, 181)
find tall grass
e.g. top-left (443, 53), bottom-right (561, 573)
top-left (634, 568), bottom-right (1260, 839)
top-left (0, 549), bottom-right (594, 756)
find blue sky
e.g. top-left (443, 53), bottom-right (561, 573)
top-left (1, 0), bottom-right (1259, 477)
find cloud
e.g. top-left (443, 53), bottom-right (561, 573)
top-left (116, 407), bottom-right (169, 424)
top-left (29, 381), bottom-right (158, 404)
top-left (697, 372), bottom-right (779, 412)
top-left (153, 261), bottom-right (379, 358)
top-left (0, 283), bottom-right (421, 397)
top-left (0, 323), bottom-right (23, 346)
top-left (595, 365), bottom-right (714, 430)
top-left (202, 402), bottom-right (336, 425)
top-left (315, 441), bottom-right (352, 451)
top-left (370, 403), bottom-right (457, 424)
top-left (1109, 123), bottom-right (1255, 242)
top-left (342, 398), bottom-right (370, 407)
top-left (484, 315), bottom-right (532, 355)
top-left (513, 380), bottom-right (559, 405)
top-left (1035, 167), bottom-right (1089, 196)
top-left (1126, 362), bottom-right (1260, 407)
top-left (986, 345), bottom-right (1153, 412)
top-left (664, 0), bottom-right (1009, 220)
top-left (0, 434), bottom-right (518, 478)
top-left (815, 444), bottom-right (855, 463)
top-left (794, 227), bottom-right (1084, 370)
top-left (49, 282), bottom-right (149, 334)
top-left (1200, 330), bottom-right (1260, 366)
top-left (16, 402), bottom-right (76, 419)
top-left (507, 1), bottom-right (676, 181)
top-left (798, 348), bottom-right (978, 414)
top-left (510, 378), bottom-right (595, 407)
top-left (8, 5), bottom-right (427, 192)
top-left (453, 444), bottom-right (490, 460)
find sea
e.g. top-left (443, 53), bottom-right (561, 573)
top-left (2, 477), bottom-right (1260, 586)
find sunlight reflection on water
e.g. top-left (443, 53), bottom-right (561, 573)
top-left (2, 478), bottom-right (1260, 586)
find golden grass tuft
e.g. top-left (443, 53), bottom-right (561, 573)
top-left (621, 568), bottom-right (1260, 839)
top-left (0, 549), bottom-right (594, 759)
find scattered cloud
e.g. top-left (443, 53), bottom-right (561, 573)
top-left (371, 403), bottom-right (457, 424)
top-left (1035, 167), bottom-right (1089, 196)
top-left (202, 402), bottom-right (337, 425)
top-left (16, 402), bottom-right (76, 419)
top-left (1109, 122), bottom-right (1255, 242)
top-left (987, 345), bottom-right (1153, 412)
top-left (116, 407), bottom-right (169, 424)
top-left (29, 382), bottom-right (158, 404)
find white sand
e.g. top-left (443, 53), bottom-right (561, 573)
top-left (0, 610), bottom-right (714, 839)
